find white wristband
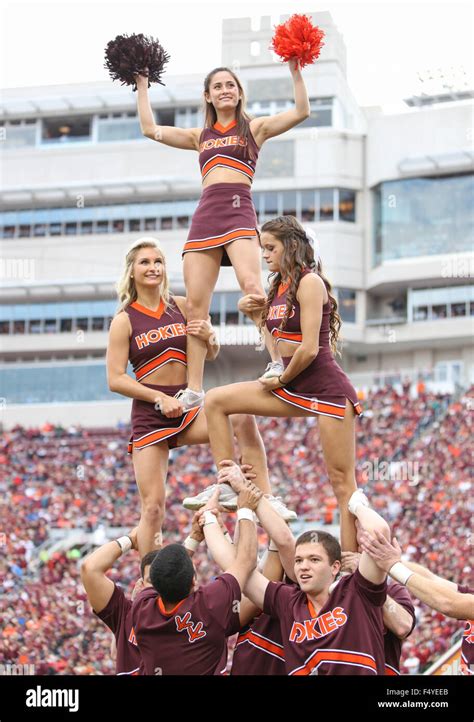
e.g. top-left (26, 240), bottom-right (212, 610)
top-left (268, 539), bottom-right (279, 552)
top-left (203, 511), bottom-right (218, 526)
top-left (389, 561), bottom-right (414, 586)
top-left (237, 507), bottom-right (254, 522)
top-left (184, 536), bottom-right (200, 552)
top-left (116, 536), bottom-right (132, 554)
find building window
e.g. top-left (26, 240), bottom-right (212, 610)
top-left (41, 116), bottom-right (91, 144)
top-left (339, 190), bottom-right (356, 222)
top-left (319, 189), bottom-right (334, 221)
top-left (337, 288), bottom-right (356, 323)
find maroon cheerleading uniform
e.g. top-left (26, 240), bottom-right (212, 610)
top-left (231, 612), bottom-right (286, 675)
top-left (458, 585), bottom-right (473, 676)
top-left (183, 119), bottom-right (260, 266)
top-left (266, 268), bottom-right (363, 420)
top-left (93, 583), bottom-right (141, 675)
top-left (132, 573), bottom-right (241, 675)
top-left (383, 581), bottom-right (416, 676)
top-left (264, 569), bottom-right (387, 675)
top-left (125, 296), bottom-right (201, 454)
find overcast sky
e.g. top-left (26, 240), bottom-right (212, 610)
top-left (0, 0), bottom-right (472, 108)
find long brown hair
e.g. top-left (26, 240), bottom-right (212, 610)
top-left (259, 216), bottom-right (342, 357)
top-left (200, 67), bottom-right (257, 162)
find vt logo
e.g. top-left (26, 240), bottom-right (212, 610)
top-left (175, 612), bottom-right (207, 643)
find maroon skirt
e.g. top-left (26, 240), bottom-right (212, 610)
top-left (271, 350), bottom-right (363, 420)
top-left (127, 383), bottom-right (201, 454)
top-left (183, 182), bottom-right (258, 267)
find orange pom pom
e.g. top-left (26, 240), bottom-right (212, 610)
top-left (270, 14), bottom-right (325, 68)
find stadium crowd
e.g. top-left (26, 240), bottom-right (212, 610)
top-left (0, 385), bottom-right (471, 674)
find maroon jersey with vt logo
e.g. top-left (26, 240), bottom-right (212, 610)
top-left (94, 583), bottom-right (141, 675)
top-left (264, 569), bottom-right (387, 675)
top-left (132, 573), bottom-right (241, 675)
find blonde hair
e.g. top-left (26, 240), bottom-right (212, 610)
top-left (115, 237), bottom-right (171, 315)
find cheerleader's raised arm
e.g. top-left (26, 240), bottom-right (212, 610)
top-left (135, 72), bottom-right (201, 150)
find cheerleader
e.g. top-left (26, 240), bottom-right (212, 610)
top-left (199, 216), bottom-right (364, 552)
top-left (135, 59), bottom-right (310, 409)
top-left (106, 237), bottom-right (295, 557)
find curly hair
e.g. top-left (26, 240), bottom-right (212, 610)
top-left (259, 215), bottom-right (342, 357)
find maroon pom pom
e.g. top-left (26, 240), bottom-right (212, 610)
top-left (104, 33), bottom-right (170, 91)
top-left (270, 14), bottom-right (325, 68)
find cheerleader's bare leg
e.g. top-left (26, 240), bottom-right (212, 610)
top-left (317, 399), bottom-right (358, 553)
top-left (225, 238), bottom-right (281, 364)
top-left (183, 247), bottom-right (222, 393)
top-left (132, 441), bottom-right (169, 557)
top-left (176, 407), bottom-right (271, 495)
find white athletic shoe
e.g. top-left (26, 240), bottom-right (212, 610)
top-left (261, 361), bottom-right (284, 379)
top-left (182, 483), bottom-right (238, 511)
top-left (174, 388), bottom-right (205, 411)
top-left (348, 489), bottom-right (370, 515)
top-left (264, 495), bottom-right (298, 522)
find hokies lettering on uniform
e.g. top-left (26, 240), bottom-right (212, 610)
top-left (199, 135), bottom-right (247, 153)
top-left (267, 304), bottom-right (296, 321)
top-left (289, 606), bottom-right (348, 643)
top-left (134, 322), bottom-right (187, 350)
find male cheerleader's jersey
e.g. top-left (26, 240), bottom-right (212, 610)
top-left (198, 119), bottom-right (260, 184)
top-left (125, 297), bottom-right (187, 382)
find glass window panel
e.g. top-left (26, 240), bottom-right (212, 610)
top-left (319, 189), bottom-right (334, 221)
top-left (263, 192), bottom-right (278, 219)
top-left (33, 224), bottom-right (47, 236)
top-left (76, 318), bottom-right (89, 331)
top-left (65, 222), bottom-right (77, 235)
top-left (160, 217), bottom-right (173, 230)
top-left (177, 216), bottom-right (189, 228)
top-left (2, 124), bottom-right (37, 149)
top-left (14, 320), bottom-right (25, 333)
top-left (301, 190), bottom-right (316, 222)
top-left (44, 319), bottom-right (57, 333)
top-left (413, 306), bottom-right (428, 321)
top-left (129, 219), bottom-right (141, 231)
top-left (96, 221), bottom-right (109, 233)
top-left (80, 222), bottom-right (93, 234)
top-left (432, 304), bottom-right (447, 319)
top-left (0, 321), bottom-right (10, 334)
top-left (451, 302), bottom-right (466, 317)
top-left (337, 288), bottom-right (356, 323)
top-left (49, 223), bottom-right (62, 235)
top-left (112, 220), bottom-right (125, 232)
top-left (339, 190), bottom-right (355, 222)
top-left (60, 319), bottom-right (73, 332)
top-left (92, 317), bottom-right (105, 331)
top-left (373, 174), bottom-right (474, 264)
top-left (41, 116), bottom-right (91, 144)
top-left (29, 320), bottom-right (42, 333)
top-left (19, 225), bottom-right (31, 237)
top-left (282, 190), bottom-right (297, 217)
top-left (144, 218), bottom-right (156, 231)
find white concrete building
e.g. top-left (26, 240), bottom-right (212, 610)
top-left (1, 11), bottom-right (473, 426)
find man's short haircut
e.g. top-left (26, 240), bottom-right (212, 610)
top-left (295, 530), bottom-right (342, 564)
top-left (149, 544), bottom-right (195, 603)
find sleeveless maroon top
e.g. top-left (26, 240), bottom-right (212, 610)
top-left (266, 269), bottom-right (332, 350)
top-left (125, 296), bottom-right (187, 382)
top-left (198, 119), bottom-right (260, 183)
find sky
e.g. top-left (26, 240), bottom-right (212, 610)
top-left (0, 0), bottom-right (472, 108)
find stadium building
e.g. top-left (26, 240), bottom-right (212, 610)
top-left (1, 10), bottom-right (473, 427)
